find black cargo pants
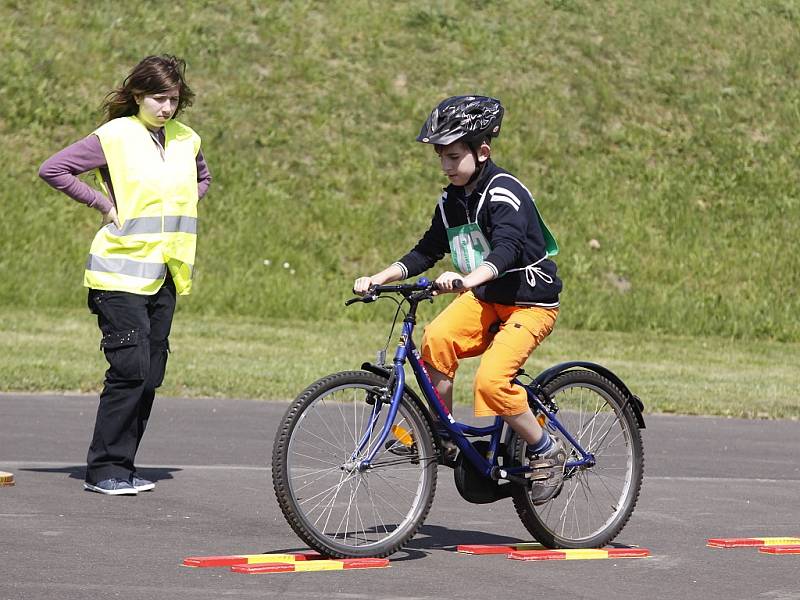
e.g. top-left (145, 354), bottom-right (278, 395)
top-left (85, 277), bottom-right (176, 484)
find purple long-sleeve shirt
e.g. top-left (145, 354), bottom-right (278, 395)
top-left (39, 131), bottom-right (211, 214)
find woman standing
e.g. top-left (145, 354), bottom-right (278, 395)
top-left (39, 55), bottom-right (212, 495)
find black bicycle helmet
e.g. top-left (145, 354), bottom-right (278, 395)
top-left (417, 95), bottom-right (504, 146)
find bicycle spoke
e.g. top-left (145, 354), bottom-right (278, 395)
top-left (317, 399), bottom-right (356, 455)
top-left (289, 465), bottom-right (348, 495)
top-left (299, 471), bottom-right (351, 514)
top-left (369, 469), bottom-right (424, 499)
top-left (312, 474), bottom-right (350, 532)
top-left (289, 447), bottom-right (345, 468)
top-left (515, 373), bottom-right (642, 548)
top-left (364, 478), bottom-right (391, 539)
top-left (276, 375), bottom-right (436, 555)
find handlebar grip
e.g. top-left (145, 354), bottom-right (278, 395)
top-left (431, 279), bottom-right (464, 292)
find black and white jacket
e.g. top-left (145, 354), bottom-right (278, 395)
top-left (395, 160), bottom-right (562, 307)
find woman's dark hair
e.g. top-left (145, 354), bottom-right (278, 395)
top-left (102, 55), bottom-right (195, 123)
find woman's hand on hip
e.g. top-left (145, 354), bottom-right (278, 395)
top-left (102, 206), bottom-right (121, 229)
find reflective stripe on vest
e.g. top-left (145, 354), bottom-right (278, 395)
top-left (85, 116), bottom-right (200, 295)
top-left (164, 216), bottom-right (197, 234)
top-left (105, 216), bottom-right (198, 236)
top-left (86, 255), bottom-right (169, 280)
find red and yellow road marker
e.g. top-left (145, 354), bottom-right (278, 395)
top-left (183, 552), bottom-right (390, 574)
top-left (759, 545), bottom-right (800, 555)
top-left (707, 537), bottom-right (800, 548)
top-left (0, 471), bottom-right (15, 487)
top-left (183, 552), bottom-right (321, 568)
top-left (508, 548), bottom-right (650, 561)
top-left (232, 558), bottom-right (390, 574)
top-left (457, 543), bottom-right (546, 555)
top-left (456, 543), bottom-right (649, 560)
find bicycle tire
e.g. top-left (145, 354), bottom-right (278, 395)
top-left (511, 369), bottom-right (644, 548)
top-left (272, 370), bottom-right (437, 558)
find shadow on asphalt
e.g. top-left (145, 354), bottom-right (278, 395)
top-left (237, 525), bottom-right (527, 563)
top-left (390, 524), bottom-right (526, 562)
top-left (19, 465), bottom-right (183, 482)
top-left (388, 524), bottom-right (643, 562)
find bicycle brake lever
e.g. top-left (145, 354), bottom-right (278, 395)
top-left (345, 294), bottom-right (378, 306)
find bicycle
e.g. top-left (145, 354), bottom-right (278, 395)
top-left (272, 278), bottom-right (645, 558)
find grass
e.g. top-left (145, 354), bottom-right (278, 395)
top-left (2, 306), bottom-right (798, 420)
top-left (1, 0), bottom-right (799, 341)
top-left (2, 2), bottom-right (799, 418)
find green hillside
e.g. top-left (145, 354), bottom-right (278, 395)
top-left (2, 0), bottom-right (799, 340)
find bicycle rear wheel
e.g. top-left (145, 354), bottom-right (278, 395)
top-left (272, 371), bottom-right (437, 558)
top-left (511, 369), bottom-right (644, 548)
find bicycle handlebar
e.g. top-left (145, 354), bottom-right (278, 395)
top-left (345, 277), bottom-right (463, 306)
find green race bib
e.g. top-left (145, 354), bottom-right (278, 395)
top-left (446, 222), bottom-right (491, 275)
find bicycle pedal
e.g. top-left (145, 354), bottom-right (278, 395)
top-left (524, 470), bottom-right (552, 481)
top-left (528, 458), bottom-right (558, 470)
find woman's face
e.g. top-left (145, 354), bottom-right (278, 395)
top-left (136, 85), bottom-right (180, 129)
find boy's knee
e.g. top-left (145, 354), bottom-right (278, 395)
top-left (421, 319), bottom-right (450, 348)
top-left (421, 322), bottom-right (455, 359)
top-left (474, 364), bottom-right (527, 415)
top-left (421, 324), bottom-right (458, 377)
top-left (473, 365), bottom-right (501, 399)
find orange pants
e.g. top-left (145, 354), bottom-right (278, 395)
top-left (421, 292), bottom-right (558, 417)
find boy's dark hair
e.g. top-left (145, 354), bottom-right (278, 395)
top-left (433, 135), bottom-right (492, 155)
top-left (467, 135), bottom-right (492, 152)
top-left (102, 55), bottom-right (195, 123)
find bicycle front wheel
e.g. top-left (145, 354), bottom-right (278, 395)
top-left (272, 371), bottom-right (437, 558)
top-left (511, 369), bottom-right (644, 548)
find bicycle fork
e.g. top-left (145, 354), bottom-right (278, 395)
top-left (349, 325), bottom-right (414, 471)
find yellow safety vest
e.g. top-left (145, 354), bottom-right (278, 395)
top-left (85, 116), bottom-right (201, 295)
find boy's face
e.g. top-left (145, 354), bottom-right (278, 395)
top-left (436, 141), bottom-right (487, 187)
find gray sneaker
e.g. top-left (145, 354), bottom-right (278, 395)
top-left (526, 436), bottom-right (567, 505)
top-left (131, 474), bottom-right (155, 492)
top-left (84, 478), bottom-right (138, 496)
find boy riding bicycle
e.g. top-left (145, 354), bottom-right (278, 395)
top-left (354, 96), bottom-right (565, 503)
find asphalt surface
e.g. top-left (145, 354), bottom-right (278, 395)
top-left (2, 392), bottom-right (799, 600)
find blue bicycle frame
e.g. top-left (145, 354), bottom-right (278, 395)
top-left (353, 309), bottom-right (596, 479)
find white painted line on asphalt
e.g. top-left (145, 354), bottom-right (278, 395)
top-left (2, 463), bottom-right (798, 483)
top-left (1, 461), bottom-right (270, 471)
top-left (648, 475), bottom-right (800, 483)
